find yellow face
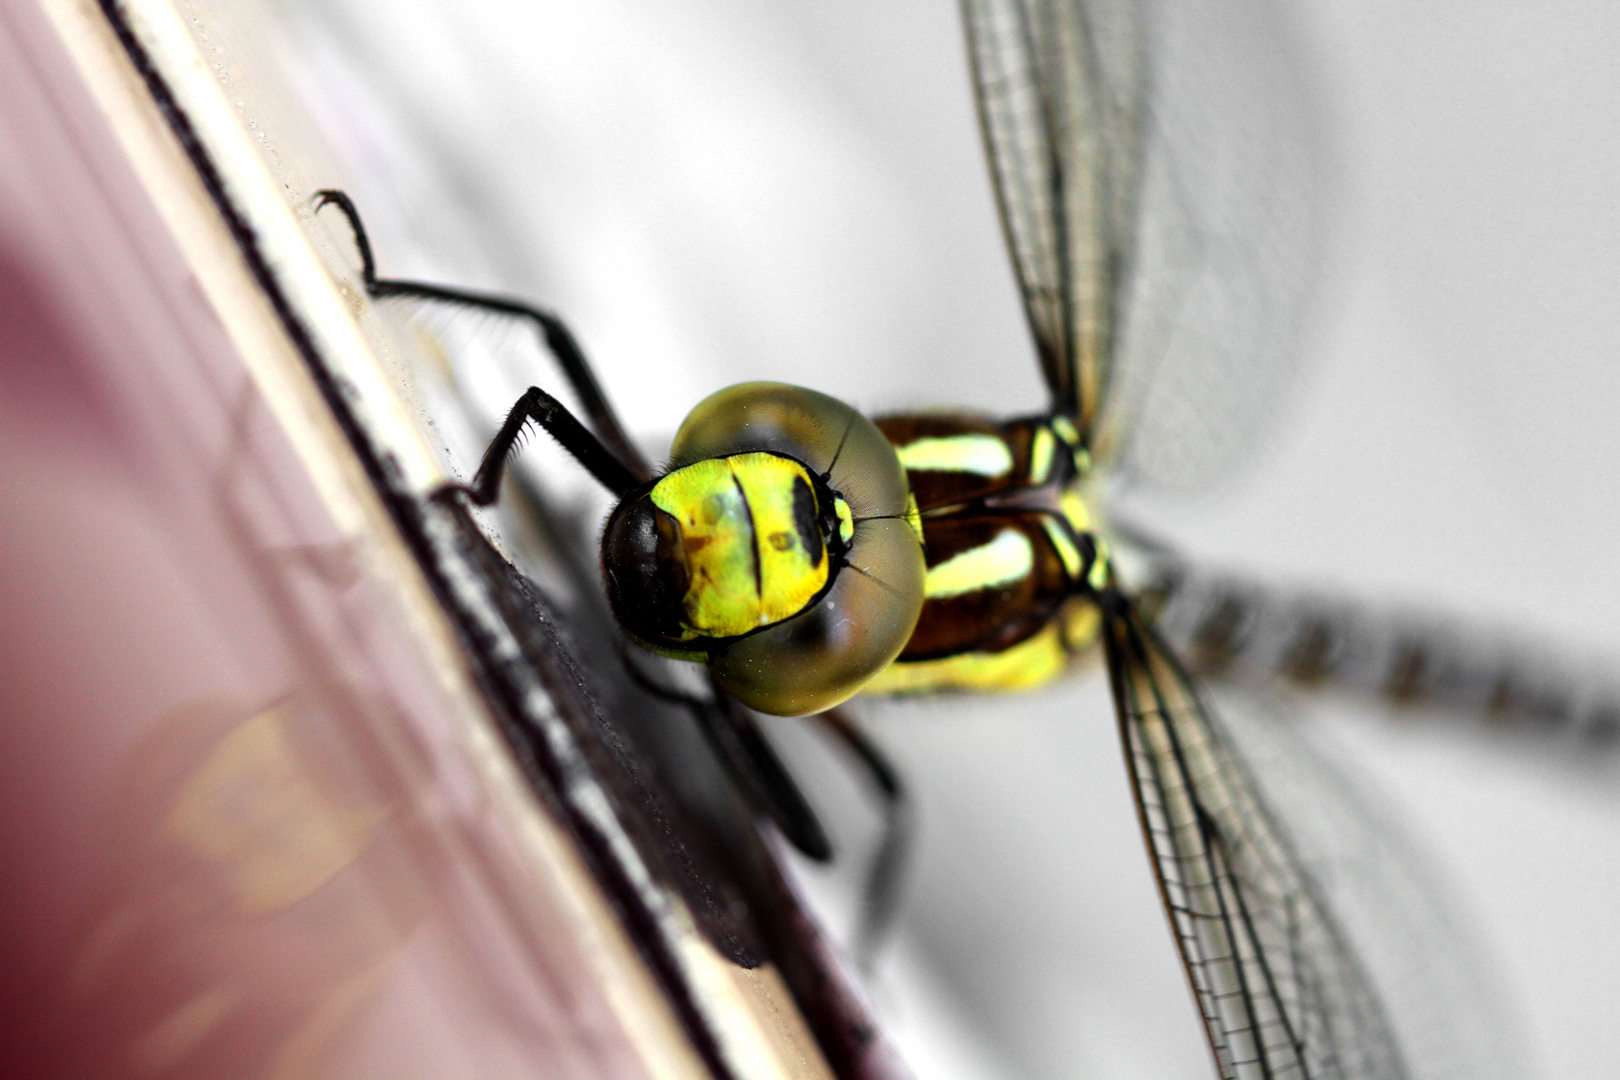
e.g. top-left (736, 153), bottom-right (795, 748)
top-left (602, 381), bottom-right (927, 717)
top-left (648, 452), bottom-right (845, 641)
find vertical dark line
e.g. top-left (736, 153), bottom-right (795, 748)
top-left (731, 469), bottom-right (763, 601)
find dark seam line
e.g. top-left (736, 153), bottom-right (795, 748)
top-left (732, 467), bottom-right (763, 601)
top-left (90, 6), bottom-right (739, 1077)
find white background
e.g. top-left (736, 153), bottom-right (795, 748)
top-left (284, 2), bottom-right (1620, 1077)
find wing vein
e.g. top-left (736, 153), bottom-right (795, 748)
top-left (1104, 597), bottom-right (1410, 1080)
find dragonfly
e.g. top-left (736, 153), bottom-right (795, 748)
top-left (306, 1), bottom-right (1520, 1077)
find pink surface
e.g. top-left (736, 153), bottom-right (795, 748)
top-left (0, 5), bottom-right (653, 1078)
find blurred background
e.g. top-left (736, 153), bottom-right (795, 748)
top-left (7, 0), bottom-right (1615, 1077)
top-left (274, 2), bottom-right (1620, 1077)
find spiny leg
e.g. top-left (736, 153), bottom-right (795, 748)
top-left (458, 386), bottom-right (639, 505)
top-left (311, 188), bottom-right (651, 483)
top-left (810, 707), bottom-right (912, 970)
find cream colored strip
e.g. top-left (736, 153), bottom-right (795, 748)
top-left (925, 529), bottom-right (1033, 599)
top-left (897, 434), bottom-right (1013, 477)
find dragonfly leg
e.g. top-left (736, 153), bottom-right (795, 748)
top-left (456, 386), bottom-right (639, 503)
top-left (615, 640), bottom-right (833, 861)
top-left (312, 188), bottom-right (651, 481)
top-left (695, 680), bottom-right (835, 864)
top-left (810, 707), bottom-right (911, 971)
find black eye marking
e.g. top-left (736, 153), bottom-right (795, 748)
top-left (792, 476), bottom-right (823, 571)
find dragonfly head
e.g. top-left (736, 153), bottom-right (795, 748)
top-left (602, 382), bottom-right (925, 716)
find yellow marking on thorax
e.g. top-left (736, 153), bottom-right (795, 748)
top-left (1088, 535), bottom-right (1112, 591)
top-left (1028, 425), bottom-right (1056, 485)
top-left (1057, 487), bottom-right (1111, 589)
top-left (1056, 488), bottom-right (1108, 592)
top-left (1041, 518), bottom-right (1085, 581)
top-left (1038, 486), bottom-right (1097, 583)
top-left (1061, 599), bottom-right (1100, 650)
top-left (1061, 487), bottom-right (1091, 531)
top-left (924, 528), bottom-right (1033, 600)
top-left (1049, 415), bottom-right (1091, 476)
top-left (897, 434), bottom-right (1013, 477)
top-left (862, 596), bottom-right (1101, 696)
top-left (651, 453), bottom-right (828, 639)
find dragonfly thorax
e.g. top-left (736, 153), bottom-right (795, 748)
top-left (862, 412), bottom-right (1107, 696)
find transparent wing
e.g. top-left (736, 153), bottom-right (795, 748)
top-left (1206, 687), bottom-right (1527, 1080)
top-left (1099, 0), bottom-right (1325, 491)
top-left (958, 0), bottom-right (1146, 436)
top-left (1102, 599), bottom-right (1407, 1079)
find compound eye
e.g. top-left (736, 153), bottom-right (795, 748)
top-left (671, 382), bottom-right (912, 527)
top-left (668, 382), bottom-right (926, 716)
top-left (712, 513), bottom-right (924, 715)
top-left (601, 491), bottom-right (690, 648)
